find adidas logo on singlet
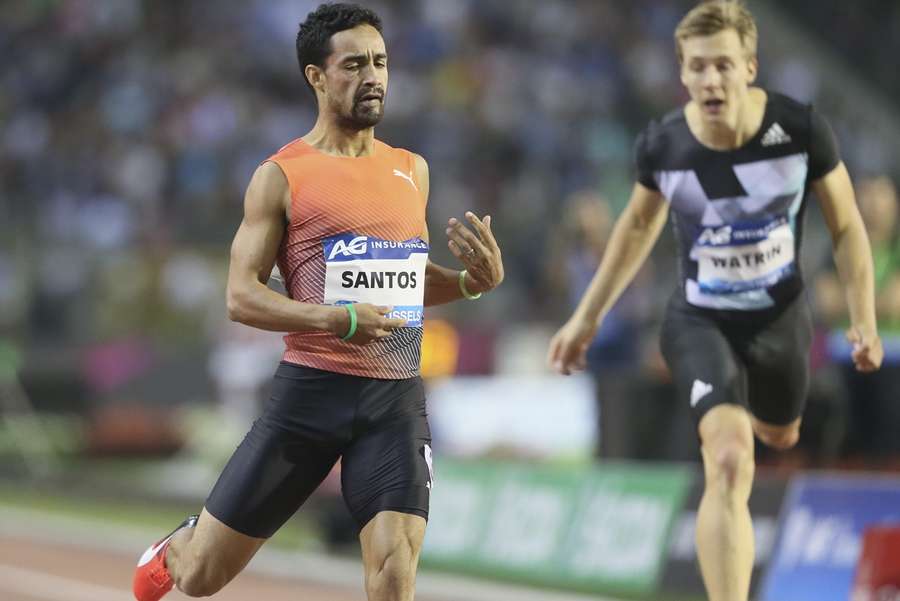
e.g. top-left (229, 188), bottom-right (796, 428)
top-left (760, 122), bottom-right (792, 146)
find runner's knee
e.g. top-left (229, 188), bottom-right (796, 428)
top-left (365, 537), bottom-right (416, 597)
top-left (702, 437), bottom-right (754, 494)
top-left (755, 424), bottom-right (799, 450)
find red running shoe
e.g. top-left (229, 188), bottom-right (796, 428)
top-left (133, 515), bottom-right (198, 601)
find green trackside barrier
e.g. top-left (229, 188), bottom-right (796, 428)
top-left (422, 459), bottom-right (693, 597)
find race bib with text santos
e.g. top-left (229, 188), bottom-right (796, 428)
top-left (323, 233), bottom-right (428, 327)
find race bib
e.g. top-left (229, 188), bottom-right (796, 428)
top-left (691, 218), bottom-right (796, 295)
top-left (322, 233), bottom-right (428, 327)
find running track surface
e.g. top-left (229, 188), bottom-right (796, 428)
top-left (0, 506), bottom-right (619, 601)
top-left (0, 536), bottom-right (371, 601)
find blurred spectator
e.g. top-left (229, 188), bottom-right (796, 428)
top-left (814, 176), bottom-right (900, 463)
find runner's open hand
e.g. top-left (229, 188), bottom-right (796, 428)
top-left (445, 212), bottom-right (504, 293)
top-left (547, 315), bottom-right (598, 375)
top-left (847, 326), bottom-right (883, 372)
top-left (340, 304), bottom-right (407, 344)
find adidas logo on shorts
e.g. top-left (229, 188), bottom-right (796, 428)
top-left (691, 379), bottom-right (714, 407)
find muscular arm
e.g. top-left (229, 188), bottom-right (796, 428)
top-left (573, 183), bottom-right (669, 325)
top-left (813, 162), bottom-right (882, 370)
top-left (226, 161), bottom-right (345, 334)
top-left (414, 153), bottom-right (503, 306)
top-left (548, 182), bottom-right (667, 374)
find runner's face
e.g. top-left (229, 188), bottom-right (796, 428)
top-left (680, 29), bottom-right (756, 127)
top-left (323, 24), bottom-right (388, 130)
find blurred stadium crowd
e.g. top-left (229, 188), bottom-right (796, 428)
top-left (1, 0), bottom-right (899, 467)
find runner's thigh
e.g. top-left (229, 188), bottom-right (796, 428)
top-left (341, 376), bottom-right (433, 530)
top-left (743, 296), bottom-right (813, 426)
top-left (205, 363), bottom-right (354, 538)
top-left (660, 296), bottom-right (747, 423)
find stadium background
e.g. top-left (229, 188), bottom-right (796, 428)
top-left (2, 1), bottom-right (899, 600)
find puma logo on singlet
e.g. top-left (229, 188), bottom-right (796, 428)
top-left (393, 169), bottom-right (418, 191)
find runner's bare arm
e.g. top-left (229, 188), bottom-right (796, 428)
top-left (813, 161), bottom-right (883, 371)
top-left (572, 182), bottom-right (668, 325)
top-left (412, 153), bottom-right (504, 307)
top-left (227, 163), bottom-right (404, 341)
top-left (548, 182), bottom-right (668, 374)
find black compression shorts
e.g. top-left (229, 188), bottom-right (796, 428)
top-left (660, 291), bottom-right (813, 426)
top-left (205, 362), bottom-right (433, 538)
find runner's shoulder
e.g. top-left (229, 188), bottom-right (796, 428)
top-left (244, 161), bottom-right (290, 212)
top-left (635, 106), bottom-right (689, 171)
top-left (376, 138), bottom-right (422, 165)
top-left (270, 137), bottom-right (316, 160)
top-left (765, 90), bottom-right (817, 138)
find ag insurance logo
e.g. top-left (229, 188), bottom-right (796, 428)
top-left (327, 235), bottom-right (368, 260)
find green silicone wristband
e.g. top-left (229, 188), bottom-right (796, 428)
top-left (459, 270), bottom-right (482, 300)
top-left (341, 304), bottom-right (358, 341)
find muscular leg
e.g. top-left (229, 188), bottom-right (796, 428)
top-left (697, 404), bottom-right (756, 601)
top-left (166, 508), bottom-right (266, 597)
top-left (360, 511), bottom-right (426, 601)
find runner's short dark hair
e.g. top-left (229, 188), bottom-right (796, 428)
top-left (296, 3), bottom-right (383, 95)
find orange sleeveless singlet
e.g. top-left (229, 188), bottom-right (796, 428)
top-left (268, 138), bottom-right (428, 379)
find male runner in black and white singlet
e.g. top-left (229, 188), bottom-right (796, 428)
top-left (548, 2), bottom-right (882, 601)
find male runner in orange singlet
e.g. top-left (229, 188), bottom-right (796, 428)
top-left (133, 4), bottom-right (503, 600)
top-left (549, 2), bottom-right (881, 601)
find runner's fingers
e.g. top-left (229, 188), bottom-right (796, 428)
top-left (445, 229), bottom-right (471, 254)
top-left (383, 317), bottom-right (407, 329)
top-left (557, 344), bottom-right (581, 374)
top-left (446, 228), bottom-right (485, 258)
top-left (853, 351), bottom-right (869, 369)
top-left (855, 349), bottom-right (875, 371)
top-left (447, 239), bottom-right (466, 260)
top-left (466, 212), bottom-right (500, 253)
top-left (547, 336), bottom-right (562, 366)
top-left (447, 219), bottom-right (489, 257)
top-left (464, 212), bottom-right (491, 242)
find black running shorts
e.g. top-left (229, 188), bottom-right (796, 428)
top-left (205, 362), bottom-right (433, 538)
top-left (660, 292), bottom-right (813, 426)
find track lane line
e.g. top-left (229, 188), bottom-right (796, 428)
top-left (0, 563), bottom-right (131, 601)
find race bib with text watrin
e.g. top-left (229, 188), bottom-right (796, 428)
top-left (691, 217), bottom-right (796, 295)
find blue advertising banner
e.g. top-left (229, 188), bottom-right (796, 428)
top-left (760, 474), bottom-right (900, 601)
